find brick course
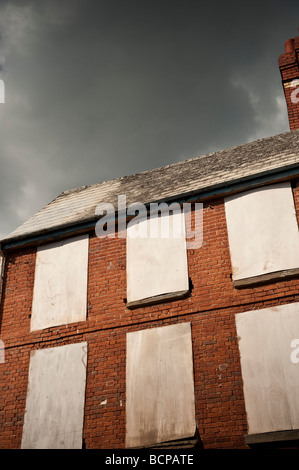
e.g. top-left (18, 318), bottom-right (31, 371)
top-left (1, 183), bottom-right (299, 448)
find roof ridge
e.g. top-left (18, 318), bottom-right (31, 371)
top-left (56, 130), bottom-right (296, 200)
top-left (2, 129), bottom-right (299, 246)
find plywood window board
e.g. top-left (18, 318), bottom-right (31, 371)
top-left (31, 234), bottom-right (89, 331)
top-left (235, 303), bottom-right (299, 438)
top-left (126, 212), bottom-right (189, 307)
top-left (21, 342), bottom-right (88, 449)
top-left (224, 182), bottom-right (299, 287)
top-left (126, 322), bottom-right (196, 448)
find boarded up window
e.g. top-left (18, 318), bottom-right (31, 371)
top-left (235, 303), bottom-right (299, 436)
top-left (126, 322), bottom-right (196, 448)
top-left (224, 182), bottom-right (299, 285)
top-left (31, 234), bottom-right (89, 331)
top-left (126, 212), bottom-right (189, 305)
top-left (21, 342), bottom-right (88, 449)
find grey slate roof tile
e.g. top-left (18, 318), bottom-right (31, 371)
top-left (2, 130), bottom-right (299, 244)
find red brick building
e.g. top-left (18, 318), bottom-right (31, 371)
top-left (1, 36), bottom-right (299, 450)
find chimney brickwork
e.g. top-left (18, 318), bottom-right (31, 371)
top-left (278, 36), bottom-right (299, 131)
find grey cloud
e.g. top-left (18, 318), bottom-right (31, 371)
top-left (0, 0), bottom-right (298, 238)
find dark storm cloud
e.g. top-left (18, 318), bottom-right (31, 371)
top-left (0, 0), bottom-right (298, 238)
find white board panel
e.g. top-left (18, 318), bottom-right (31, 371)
top-left (126, 212), bottom-right (189, 303)
top-left (126, 322), bottom-right (196, 448)
top-left (235, 303), bottom-right (299, 435)
top-left (31, 234), bottom-right (89, 331)
top-left (224, 182), bottom-right (299, 281)
top-left (21, 342), bottom-right (88, 449)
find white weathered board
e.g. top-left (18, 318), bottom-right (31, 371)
top-left (31, 234), bottom-right (89, 331)
top-left (126, 322), bottom-right (196, 448)
top-left (224, 182), bottom-right (299, 281)
top-left (235, 303), bottom-right (299, 435)
top-left (126, 212), bottom-right (189, 303)
top-left (21, 342), bottom-right (88, 449)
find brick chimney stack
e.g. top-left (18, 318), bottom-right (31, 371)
top-left (278, 35), bottom-right (299, 131)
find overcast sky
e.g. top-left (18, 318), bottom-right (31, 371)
top-left (0, 0), bottom-right (298, 239)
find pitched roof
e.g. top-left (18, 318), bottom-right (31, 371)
top-left (2, 129), bottom-right (299, 247)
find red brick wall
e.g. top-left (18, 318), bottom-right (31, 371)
top-left (1, 181), bottom-right (299, 449)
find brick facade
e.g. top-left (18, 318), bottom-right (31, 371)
top-left (1, 182), bottom-right (299, 449)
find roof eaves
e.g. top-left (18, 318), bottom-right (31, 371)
top-left (2, 161), bottom-right (299, 251)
